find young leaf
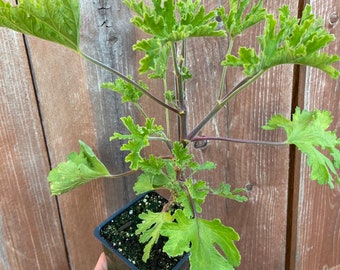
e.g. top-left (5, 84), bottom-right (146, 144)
top-left (212, 183), bottom-right (248, 202)
top-left (139, 155), bottom-right (167, 175)
top-left (101, 76), bottom-right (145, 103)
top-left (47, 140), bottom-right (111, 195)
top-left (223, 5), bottom-right (340, 78)
top-left (176, 179), bottom-right (209, 217)
top-left (133, 172), bottom-right (171, 194)
top-left (172, 141), bottom-right (194, 169)
top-left (190, 160), bottom-right (216, 175)
top-left (133, 174), bottom-right (155, 194)
top-left (0, 0), bottom-right (80, 52)
top-left (111, 117), bottom-right (164, 170)
top-left (161, 210), bottom-right (241, 270)
top-left (217, 0), bottom-right (266, 38)
top-left (125, 0), bottom-right (224, 78)
top-left (133, 38), bottom-right (171, 78)
top-left (125, 0), bottom-right (224, 40)
top-left (263, 107), bottom-right (340, 188)
top-left (175, 0), bottom-right (225, 39)
top-left (136, 211), bottom-right (174, 262)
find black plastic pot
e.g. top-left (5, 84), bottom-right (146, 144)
top-left (94, 191), bottom-right (189, 270)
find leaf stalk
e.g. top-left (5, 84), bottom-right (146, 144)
top-left (80, 52), bottom-right (180, 114)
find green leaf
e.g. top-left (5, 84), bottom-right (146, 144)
top-left (0, 0), bottom-right (80, 52)
top-left (133, 174), bottom-right (155, 194)
top-left (136, 211), bottom-right (174, 262)
top-left (161, 210), bottom-right (241, 270)
top-left (177, 179), bottom-right (209, 217)
top-left (223, 5), bottom-right (340, 78)
top-left (125, 0), bottom-right (224, 40)
top-left (139, 155), bottom-right (166, 175)
top-left (134, 172), bottom-right (171, 194)
top-left (172, 141), bottom-right (194, 169)
top-left (47, 140), bottom-right (110, 195)
top-left (111, 117), bottom-right (164, 170)
top-left (125, 0), bottom-right (225, 78)
top-left (175, 0), bottom-right (225, 39)
top-left (263, 107), bottom-right (340, 188)
top-left (212, 183), bottom-right (248, 202)
top-left (101, 77), bottom-right (145, 103)
top-left (133, 38), bottom-right (171, 78)
top-left (217, 0), bottom-right (266, 38)
top-left (190, 160), bottom-right (216, 174)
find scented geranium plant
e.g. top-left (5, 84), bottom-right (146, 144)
top-left (1, 0), bottom-right (340, 269)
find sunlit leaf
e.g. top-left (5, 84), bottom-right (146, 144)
top-left (223, 5), bottom-right (340, 78)
top-left (47, 141), bottom-right (111, 195)
top-left (0, 0), bottom-right (80, 51)
top-left (263, 107), bottom-right (340, 188)
top-left (161, 210), bottom-right (241, 270)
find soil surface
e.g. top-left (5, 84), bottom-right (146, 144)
top-left (100, 192), bottom-right (187, 270)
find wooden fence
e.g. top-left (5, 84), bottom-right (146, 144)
top-left (0, 0), bottom-right (339, 269)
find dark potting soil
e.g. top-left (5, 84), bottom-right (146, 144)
top-left (100, 192), bottom-right (186, 270)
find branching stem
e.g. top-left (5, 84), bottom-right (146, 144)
top-left (171, 41), bottom-right (188, 143)
top-left (192, 136), bottom-right (287, 146)
top-left (187, 70), bottom-right (265, 140)
top-left (80, 51), bottom-right (180, 114)
top-left (104, 169), bottom-right (137, 179)
top-left (218, 37), bottom-right (234, 100)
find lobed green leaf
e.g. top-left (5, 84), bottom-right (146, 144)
top-left (217, 0), bottom-right (266, 38)
top-left (0, 0), bottom-right (80, 51)
top-left (223, 5), bottom-right (340, 78)
top-left (125, 0), bottom-right (224, 78)
top-left (101, 77), bottom-right (145, 103)
top-left (212, 183), bottom-right (248, 202)
top-left (263, 107), bottom-right (340, 188)
top-left (177, 179), bottom-right (209, 217)
top-left (47, 140), bottom-right (111, 195)
top-left (161, 210), bottom-right (241, 270)
top-left (111, 117), bottom-right (164, 170)
top-left (133, 38), bottom-right (171, 78)
top-left (136, 211), bottom-right (174, 262)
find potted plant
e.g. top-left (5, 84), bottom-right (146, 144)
top-left (1, 0), bottom-right (339, 269)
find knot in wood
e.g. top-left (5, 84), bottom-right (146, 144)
top-left (329, 12), bottom-right (339, 26)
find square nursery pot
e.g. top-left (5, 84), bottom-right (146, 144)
top-left (94, 191), bottom-right (189, 270)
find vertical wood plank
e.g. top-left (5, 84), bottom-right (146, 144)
top-left (143, 1), bottom-right (296, 269)
top-left (184, 1), bottom-right (297, 269)
top-left (291, 1), bottom-right (340, 269)
top-left (0, 29), bottom-right (69, 269)
top-left (4, 0), bottom-right (339, 269)
top-left (24, 1), bottom-right (137, 269)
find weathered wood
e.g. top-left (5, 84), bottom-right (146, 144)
top-left (290, 1), bottom-right (340, 269)
top-left (175, 1), bottom-right (295, 269)
top-left (23, 1), bottom-right (137, 269)
top-left (0, 29), bottom-right (69, 269)
top-left (1, 0), bottom-right (340, 269)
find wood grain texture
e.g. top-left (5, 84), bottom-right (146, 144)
top-left (290, 1), bottom-right (340, 269)
top-left (180, 1), bottom-right (296, 269)
top-left (24, 1), bottom-right (138, 269)
top-left (1, 0), bottom-right (340, 269)
top-left (0, 29), bottom-right (69, 269)
top-left (79, 0), bottom-right (138, 212)
top-left (25, 36), bottom-right (107, 270)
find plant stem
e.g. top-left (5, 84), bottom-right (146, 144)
top-left (105, 169), bottom-right (137, 179)
top-left (191, 136), bottom-right (287, 146)
top-left (134, 103), bottom-right (148, 119)
top-left (163, 76), bottom-right (171, 139)
top-left (171, 41), bottom-right (187, 143)
top-left (80, 51), bottom-right (180, 114)
top-left (187, 70), bottom-right (264, 140)
top-left (183, 183), bottom-right (197, 218)
top-left (218, 37), bottom-right (234, 100)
